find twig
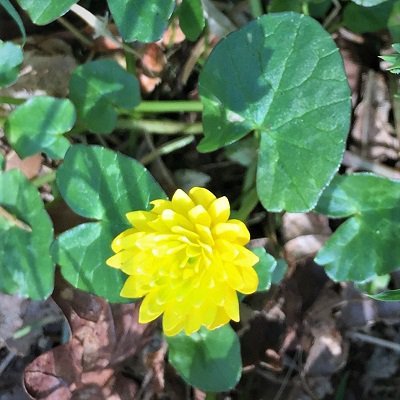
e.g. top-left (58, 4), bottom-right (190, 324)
top-left (57, 16), bottom-right (93, 47)
top-left (0, 206), bottom-right (32, 232)
top-left (342, 151), bottom-right (400, 179)
top-left (140, 135), bottom-right (195, 165)
top-left (69, 4), bottom-right (140, 58)
top-left (347, 331), bottom-right (400, 352)
top-left (0, 350), bottom-right (16, 376)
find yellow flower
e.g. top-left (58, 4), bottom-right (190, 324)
top-left (106, 187), bottom-right (259, 336)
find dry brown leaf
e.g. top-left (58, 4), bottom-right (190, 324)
top-left (5, 151), bottom-right (42, 180)
top-left (24, 277), bottom-right (159, 400)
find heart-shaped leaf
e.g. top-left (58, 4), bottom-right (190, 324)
top-left (315, 173), bottom-right (400, 282)
top-left (252, 247), bottom-right (277, 291)
top-left (107, 0), bottom-right (175, 42)
top-left (0, 170), bottom-right (54, 299)
top-left (167, 325), bottom-right (242, 392)
top-left (16, 0), bottom-right (78, 24)
top-left (69, 60), bottom-right (141, 134)
top-left (0, 41), bottom-right (23, 88)
top-left (53, 145), bottom-right (166, 302)
top-left (198, 12), bottom-right (351, 212)
top-left (5, 96), bottom-right (75, 159)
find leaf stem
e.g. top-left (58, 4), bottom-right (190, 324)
top-left (133, 100), bottom-right (203, 113)
top-left (31, 171), bottom-right (57, 188)
top-left (0, 96), bottom-right (25, 105)
top-left (302, 1), bottom-right (310, 15)
top-left (117, 119), bottom-right (203, 135)
top-left (140, 135), bottom-right (195, 165)
top-left (233, 187), bottom-right (259, 221)
top-left (249, 0), bottom-right (263, 17)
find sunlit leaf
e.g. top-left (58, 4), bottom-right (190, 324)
top-left (53, 145), bottom-right (166, 301)
top-left (252, 247), bottom-right (277, 291)
top-left (107, 0), bottom-right (175, 42)
top-left (0, 41), bottom-right (23, 88)
top-left (16, 0), bottom-right (78, 24)
top-left (198, 13), bottom-right (351, 212)
top-left (315, 173), bottom-right (400, 282)
top-left (0, 170), bottom-right (54, 299)
top-left (69, 60), bottom-right (141, 134)
top-left (167, 325), bottom-right (242, 392)
top-left (5, 96), bottom-right (75, 159)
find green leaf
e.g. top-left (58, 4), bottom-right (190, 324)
top-left (388, 2), bottom-right (400, 41)
top-left (343, 1), bottom-right (396, 33)
top-left (198, 13), bottom-right (351, 212)
top-left (16, 0), bottom-right (78, 25)
top-left (0, 152), bottom-right (4, 170)
top-left (351, 0), bottom-right (390, 6)
top-left (179, 0), bottom-right (205, 41)
top-left (52, 223), bottom-right (128, 303)
top-left (107, 0), bottom-right (175, 42)
top-left (224, 136), bottom-right (257, 167)
top-left (252, 247), bottom-right (277, 291)
top-left (0, 169), bottom-right (54, 299)
top-left (367, 289), bottom-right (400, 301)
top-left (0, 41), bottom-right (23, 88)
top-left (54, 145), bottom-right (166, 301)
top-left (167, 325), bottom-right (242, 392)
top-left (69, 60), bottom-right (141, 134)
top-left (268, 0), bottom-right (302, 12)
top-left (0, 0), bottom-right (26, 42)
top-left (5, 96), bottom-right (75, 159)
top-left (315, 173), bottom-right (400, 282)
top-left (272, 259), bottom-right (288, 285)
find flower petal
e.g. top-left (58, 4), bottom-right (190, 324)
top-left (213, 220), bottom-right (250, 245)
top-left (222, 288), bottom-right (240, 321)
top-left (208, 307), bottom-right (230, 330)
top-left (208, 197), bottom-right (230, 224)
top-left (172, 189), bottom-right (196, 213)
top-left (189, 187), bottom-right (216, 207)
top-left (120, 275), bottom-right (150, 298)
top-left (139, 290), bottom-right (165, 323)
top-left (126, 210), bottom-right (156, 230)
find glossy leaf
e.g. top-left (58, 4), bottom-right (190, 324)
top-left (0, 41), bottom-right (23, 88)
top-left (0, 152), bottom-right (4, 169)
top-left (198, 13), bottom-right (351, 212)
top-left (107, 0), bottom-right (175, 42)
top-left (351, 0), bottom-right (390, 6)
top-left (69, 60), bottom-right (141, 134)
top-left (367, 289), bottom-right (400, 301)
top-left (343, 1), bottom-right (396, 33)
top-left (179, 0), bottom-right (205, 41)
top-left (252, 247), bottom-right (277, 291)
top-left (5, 96), bottom-right (75, 159)
top-left (272, 259), bottom-right (288, 285)
top-left (54, 145), bottom-right (166, 301)
top-left (52, 223), bottom-right (128, 303)
top-left (0, 170), bottom-right (54, 299)
top-left (16, 0), bottom-right (78, 24)
top-left (167, 325), bottom-right (242, 392)
top-left (315, 173), bottom-right (400, 282)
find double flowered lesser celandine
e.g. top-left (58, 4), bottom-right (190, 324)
top-left (106, 187), bottom-right (259, 336)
